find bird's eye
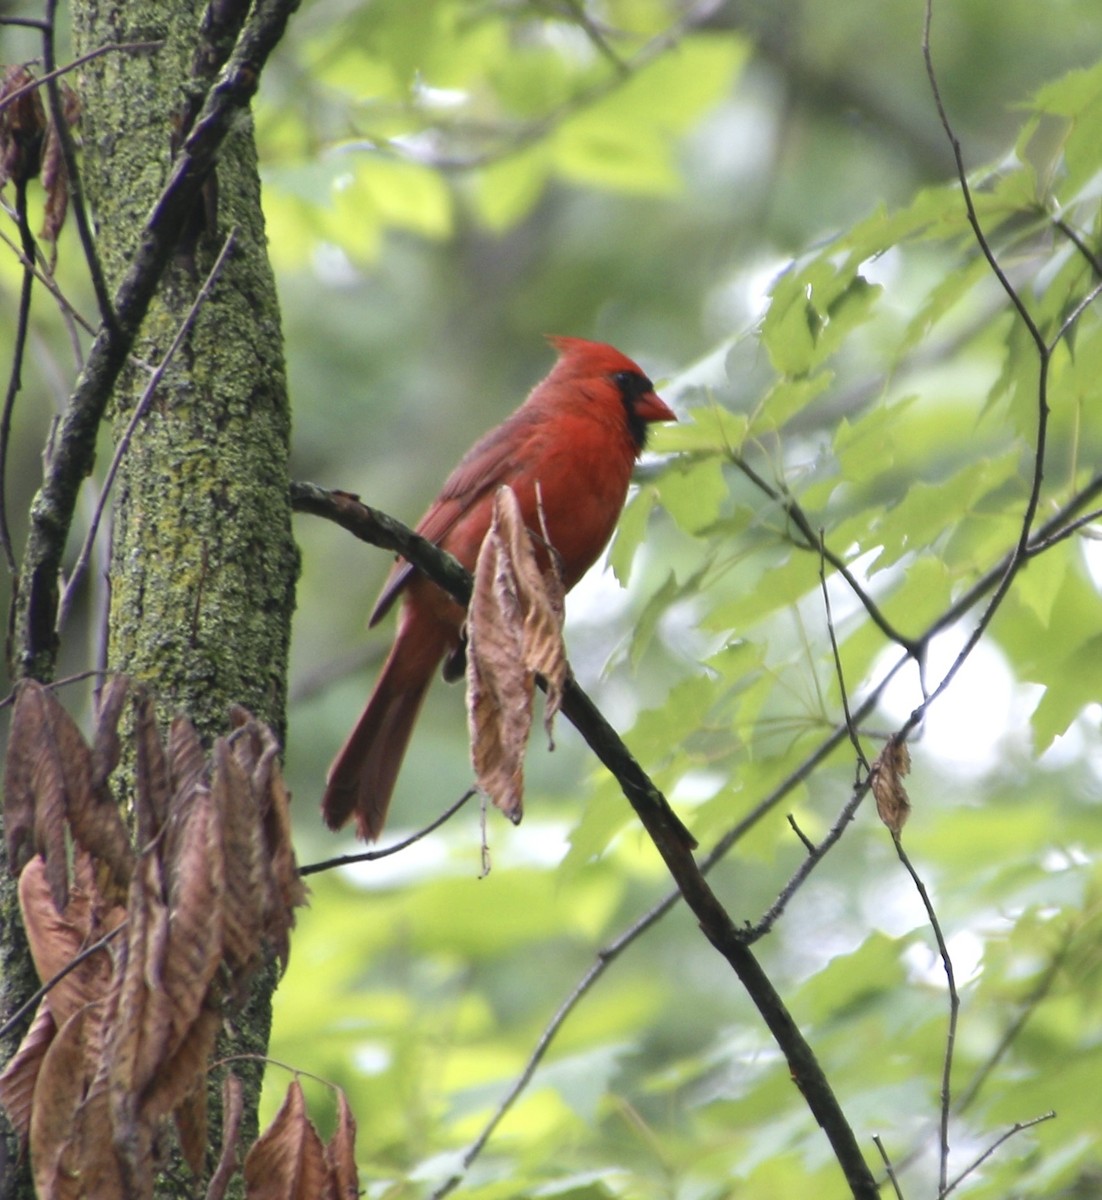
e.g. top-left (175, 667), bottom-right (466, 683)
top-left (612, 369), bottom-right (653, 399)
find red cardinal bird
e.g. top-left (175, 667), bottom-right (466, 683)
top-left (322, 336), bottom-right (677, 841)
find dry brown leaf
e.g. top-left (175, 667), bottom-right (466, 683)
top-left (91, 676), bottom-right (129, 791)
top-left (205, 1073), bottom-right (246, 1200)
top-left (3, 679), bottom-right (40, 874)
top-left (168, 715), bottom-right (207, 801)
top-left (258, 751), bottom-right (306, 970)
top-left (6, 680), bottom-right (131, 903)
top-left (466, 486), bottom-right (568, 824)
top-left (17, 856), bottom-right (120, 1030)
top-left (29, 1004), bottom-right (93, 1200)
top-left (106, 848), bottom-right (171, 1200)
top-left (141, 1006), bottom-right (220, 1125)
top-left (0, 1002), bottom-right (56, 1140)
top-left (162, 784), bottom-right (225, 1049)
top-left (108, 850), bottom-right (171, 1117)
top-left (134, 689), bottom-right (171, 844)
top-left (226, 712), bottom-right (305, 972)
top-left (0, 65), bottom-right (46, 188)
top-left (70, 1073), bottom-right (130, 1200)
top-left (325, 1090), bottom-right (359, 1200)
top-left (243, 1079), bottom-right (329, 1200)
top-left (872, 737), bottom-right (912, 834)
top-left (4, 681), bottom-right (71, 909)
top-left (173, 1077), bottom-right (208, 1177)
top-left (213, 739), bottom-right (265, 987)
top-left (39, 81), bottom-right (79, 243)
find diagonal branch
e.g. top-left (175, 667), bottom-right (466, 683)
top-left (292, 480), bottom-right (880, 1199)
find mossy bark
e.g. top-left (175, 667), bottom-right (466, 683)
top-left (49, 2), bottom-right (296, 1194)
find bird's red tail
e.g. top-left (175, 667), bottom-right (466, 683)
top-left (322, 615), bottom-right (452, 841)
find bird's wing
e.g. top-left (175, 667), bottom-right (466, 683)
top-left (368, 409), bottom-right (540, 626)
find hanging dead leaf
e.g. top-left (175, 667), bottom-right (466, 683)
top-left (107, 849), bottom-right (171, 1122)
top-left (205, 1073), bottom-right (245, 1200)
top-left (29, 1004), bottom-right (93, 1200)
top-left (140, 1006), bottom-right (220, 1126)
top-left (226, 711), bottom-right (305, 972)
top-left (92, 676), bottom-right (129, 790)
top-left (213, 739), bottom-right (266, 987)
top-left (243, 1078), bottom-right (329, 1200)
top-left (168, 714), bottom-right (208, 800)
top-left (17, 856), bottom-right (121, 1030)
top-left (172, 1076), bottom-right (209, 1177)
top-left (162, 783), bottom-right (225, 1050)
top-left (0, 65), bottom-right (46, 189)
top-left (39, 80), bottom-right (80, 243)
top-left (871, 737), bottom-right (912, 834)
top-left (69, 1072), bottom-right (129, 1200)
top-left (4, 681), bottom-right (71, 909)
top-left (326, 1090), bottom-right (359, 1200)
top-left (0, 1002), bottom-right (56, 1140)
top-left (134, 688), bottom-right (171, 845)
top-left (466, 486), bottom-right (568, 824)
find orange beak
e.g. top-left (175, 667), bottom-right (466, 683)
top-left (637, 390), bottom-right (677, 425)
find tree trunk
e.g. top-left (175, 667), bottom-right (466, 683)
top-left (1, 4), bottom-right (298, 1196)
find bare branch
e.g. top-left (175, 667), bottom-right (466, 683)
top-left (0, 179), bottom-right (37, 575)
top-left (293, 481), bottom-right (879, 1198)
top-left (298, 788), bottom-right (477, 877)
top-left (818, 528), bottom-right (869, 774)
top-left (41, 0), bottom-right (118, 328)
top-left (893, 835), bottom-right (959, 1192)
top-left (872, 1135), bottom-right (905, 1200)
top-left (939, 1112), bottom-right (1056, 1198)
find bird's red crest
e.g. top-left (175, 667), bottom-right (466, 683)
top-left (545, 334), bottom-right (647, 380)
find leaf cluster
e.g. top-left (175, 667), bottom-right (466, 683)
top-left (0, 680), bottom-right (307, 1198)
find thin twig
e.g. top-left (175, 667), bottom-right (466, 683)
top-left (1053, 216), bottom-right (1102, 278)
top-left (0, 39), bottom-right (164, 116)
top-left (557, 0), bottom-right (630, 75)
top-left (786, 812), bottom-right (815, 854)
top-left (818, 528), bottom-right (869, 774)
top-left (56, 228), bottom-right (238, 631)
top-left (42, 0), bottom-right (117, 329)
top-left (922, 1), bottom-right (1045, 354)
top-left (299, 788), bottom-right (477, 877)
top-left (0, 223), bottom-right (98, 339)
top-left (0, 179), bottom-right (37, 576)
top-left (732, 450), bottom-right (920, 656)
top-left (939, 1112), bottom-right (1056, 1198)
top-left (892, 834), bottom-right (958, 1194)
top-left (431, 879), bottom-right (687, 1198)
top-left (872, 1135), bottom-right (905, 1200)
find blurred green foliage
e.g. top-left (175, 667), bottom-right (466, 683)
top-left (5, 0), bottom-right (1102, 1196)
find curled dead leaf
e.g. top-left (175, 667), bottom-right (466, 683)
top-left (466, 486), bottom-right (569, 825)
top-left (0, 1002), bottom-right (56, 1140)
top-left (872, 737), bottom-right (912, 834)
top-left (326, 1090), bottom-right (359, 1200)
top-left (243, 1078), bottom-right (329, 1200)
top-left (0, 65), bottom-right (47, 188)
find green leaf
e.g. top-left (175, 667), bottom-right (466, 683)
top-left (1030, 632), bottom-right (1102, 751)
top-left (656, 456), bottom-right (728, 535)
